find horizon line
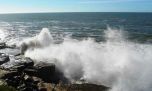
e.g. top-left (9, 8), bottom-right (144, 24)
top-left (0, 11), bottom-right (152, 14)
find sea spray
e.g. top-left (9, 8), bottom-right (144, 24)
top-left (0, 29), bottom-right (8, 42)
top-left (20, 28), bottom-right (53, 54)
top-left (23, 27), bottom-right (152, 91)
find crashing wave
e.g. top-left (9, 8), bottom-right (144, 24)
top-left (20, 27), bottom-right (152, 91)
top-left (20, 28), bottom-right (53, 54)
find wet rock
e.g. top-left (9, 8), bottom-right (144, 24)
top-left (32, 77), bottom-right (40, 85)
top-left (19, 76), bottom-right (39, 91)
top-left (0, 42), bottom-right (15, 49)
top-left (54, 68), bottom-right (69, 84)
top-left (1, 74), bottom-right (23, 88)
top-left (6, 77), bottom-right (20, 88)
top-left (20, 87), bottom-right (33, 91)
top-left (0, 54), bottom-right (10, 65)
top-left (24, 62), bottom-right (56, 82)
top-left (1, 71), bottom-right (20, 79)
top-left (0, 42), bottom-right (6, 49)
top-left (59, 83), bottom-right (109, 91)
top-left (24, 77), bottom-right (34, 85)
top-left (0, 55), bottom-right (109, 91)
top-left (17, 84), bottom-right (26, 90)
top-left (39, 88), bottom-right (47, 91)
top-left (7, 44), bottom-right (16, 49)
top-left (18, 57), bottom-right (34, 67)
top-left (24, 62), bottom-right (68, 84)
top-left (35, 62), bottom-right (55, 79)
top-left (11, 57), bottom-right (34, 71)
top-left (24, 68), bottom-right (38, 76)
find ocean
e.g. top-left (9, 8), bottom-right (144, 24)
top-left (0, 12), bottom-right (152, 44)
top-left (0, 12), bottom-right (152, 91)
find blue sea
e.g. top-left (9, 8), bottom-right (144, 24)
top-left (0, 12), bottom-right (152, 43)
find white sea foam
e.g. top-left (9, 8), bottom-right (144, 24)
top-left (22, 27), bottom-right (152, 91)
top-left (0, 29), bottom-right (8, 42)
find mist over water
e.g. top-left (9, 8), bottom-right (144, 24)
top-left (22, 27), bottom-right (152, 91)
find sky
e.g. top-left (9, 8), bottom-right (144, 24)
top-left (0, 0), bottom-right (152, 13)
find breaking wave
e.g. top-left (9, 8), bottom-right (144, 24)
top-left (22, 27), bottom-right (152, 91)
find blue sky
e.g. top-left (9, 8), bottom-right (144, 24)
top-left (0, 0), bottom-right (152, 13)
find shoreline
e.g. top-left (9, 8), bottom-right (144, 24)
top-left (0, 42), bottom-right (109, 91)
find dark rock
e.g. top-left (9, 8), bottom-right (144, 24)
top-left (17, 65), bottom-right (27, 72)
top-left (32, 84), bottom-right (39, 89)
top-left (54, 68), bottom-right (69, 83)
top-left (60, 83), bottom-right (109, 91)
top-left (24, 62), bottom-right (68, 84)
top-left (0, 54), bottom-right (10, 65)
top-left (24, 62), bottom-right (57, 83)
top-left (11, 57), bottom-right (34, 71)
top-left (20, 87), bottom-right (33, 91)
top-left (39, 88), bottom-right (47, 91)
top-left (7, 44), bottom-right (16, 49)
top-left (0, 71), bottom-right (21, 80)
top-left (0, 42), bottom-right (15, 49)
top-left (14, 53), bottom-right (21, 56)
top-left (24, 68), bottom-right (38, 76)
top-left (35, 62), bottom-right (56, 83)
top-left (15, 76), bottom-right (39, 91)
top-left (0, 42), bottom-right (6, 49)
top-left (17, 84), bottom-right (26, 90)
top-left (18, 57), bottom-right (34, 67)
top-left (35, 62), bottom-right (55, 76)
top-left (33, 80), bottom-right (40, 85)
top-left (24, 77), bottom-right (34, 86)
top-left (4, 75), bottom-right (23, 88)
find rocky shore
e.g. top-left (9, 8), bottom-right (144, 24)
top-left (0, 42), bottom-right (109, 91)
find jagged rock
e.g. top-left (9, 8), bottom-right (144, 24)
top-left (0, 53), bottom-right (10, 65)
top-left (0, 42), bottom-right (15, 49)
top-left (11, 57), bottom-right (34, 71)
top-left (0, 55), bottom-right (109, 91)
top-left (0, 42), bottom-right (6, 49)
top-left (20, 87), bottom-right (34, 91)
top-left (32, 77), bottom-right (41, 85)
top-left (6, 76), bottom-right (20, 88)
top-left (18, 57), bottom-right (34, 67)
top-left (24, 77), bottom-right (34, 85)
top-left (24, 62), bottom-right (68, 84)
top-left (59, 83), bottom-right (109, 91)
top-left (35, 62), bottom-right (55, 77)
top-left (24, 68), bottom-right (37, 76)
top-left (24, 62), bottom-right (56, 83)
top-left (2, 71), bottom-right (20, 78)
top-left (17, 84), bottom-right (26, 91)
top-left (39, 88), bottom-right (47, 91)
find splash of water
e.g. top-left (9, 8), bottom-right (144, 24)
top-left (20, 28), bottom-right (53, 54)
top-left (22, 27), bottom-right (152, 91)
top-left (0, 29), bottom-right (8, 42)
